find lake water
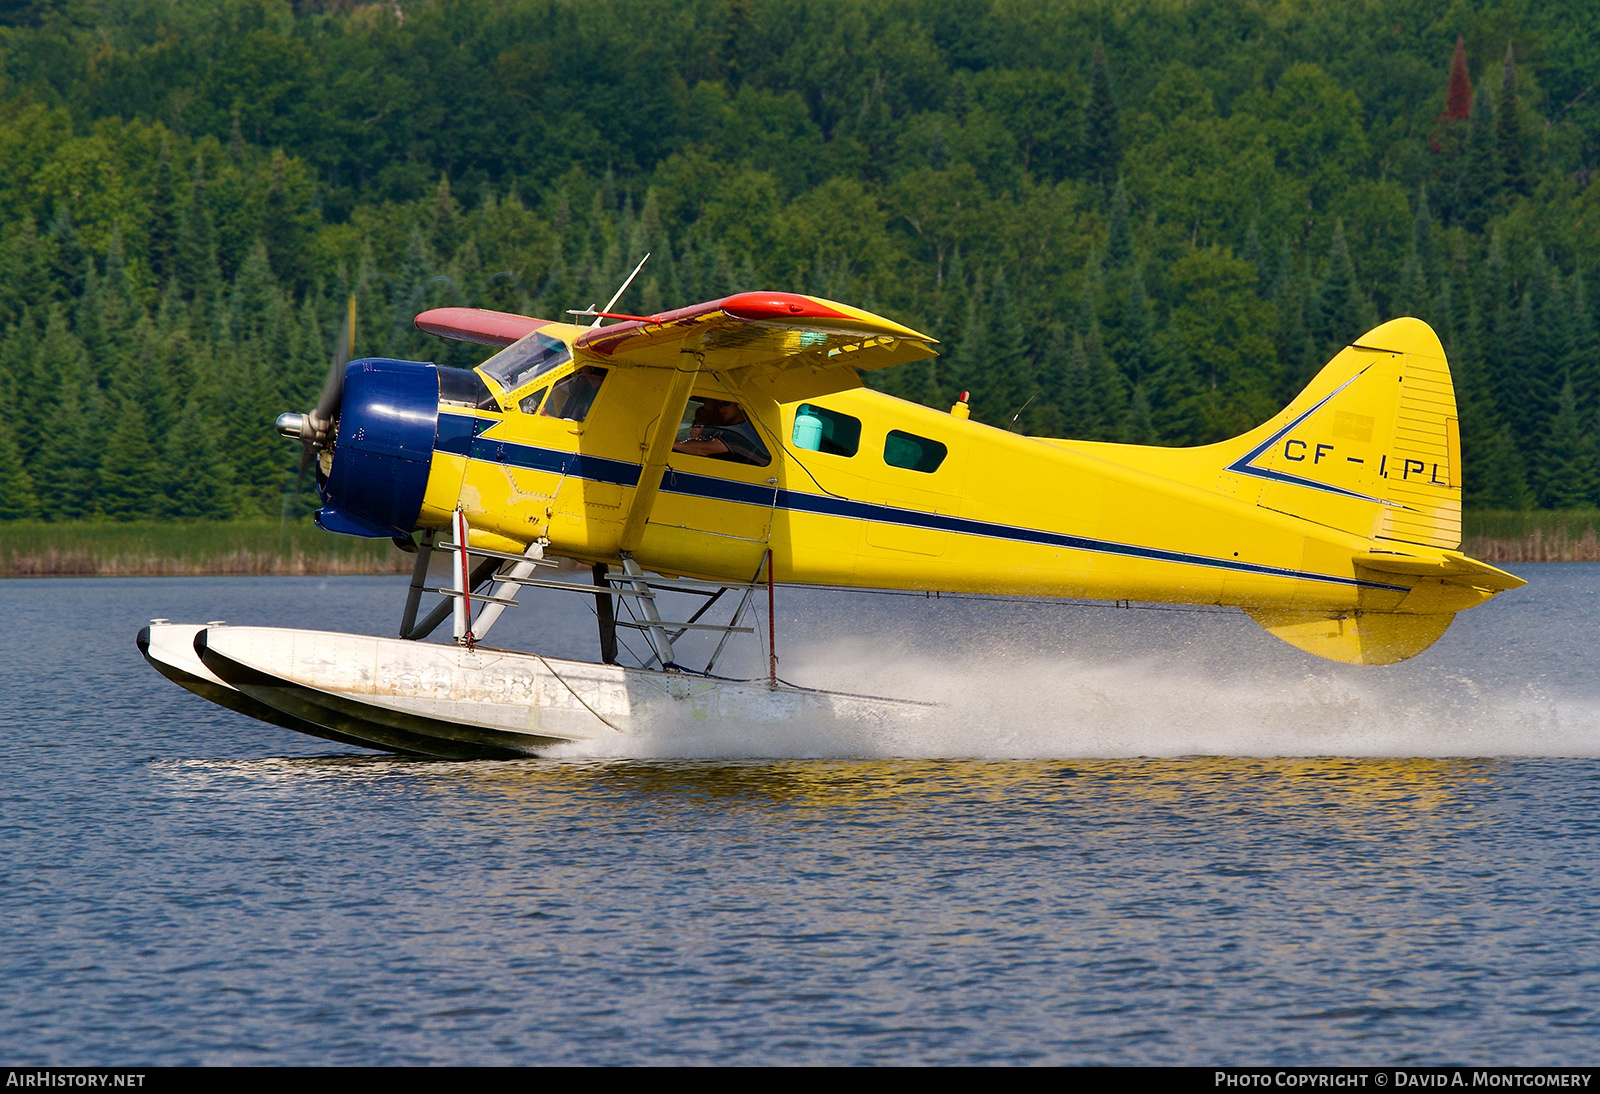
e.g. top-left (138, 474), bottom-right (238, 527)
top-left (2, 566), bottom-right (1597, 1064)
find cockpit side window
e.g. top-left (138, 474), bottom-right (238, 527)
top-left (672, 396), bottom-right (771, 466)
top-left (480, 331), bottom-right (572, 392)
top-left (539, 366), bottom-right (608, 422)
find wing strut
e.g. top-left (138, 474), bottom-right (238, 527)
top-left (618, 339), bottom-right (703, 553)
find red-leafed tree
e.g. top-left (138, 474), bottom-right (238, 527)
top-left (1431, 36), bottom-right (1473, 151)
top-left (1431, 36), bottom-right (1474, 226)
top-left (1444, 37), bottom-right (1473, 119)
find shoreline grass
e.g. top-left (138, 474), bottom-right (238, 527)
top-left (1, 512), bottom-right (1595, 577)
top-left (1461, 510), bottom-right (1600, 562)
top-left (0, 520), bottom-right (412, 577)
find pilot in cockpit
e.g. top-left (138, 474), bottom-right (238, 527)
top-left (673, 398), bottom-right (768, 465)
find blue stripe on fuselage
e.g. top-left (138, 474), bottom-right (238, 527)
top-left (432, 424), bottom-right (1409, 594)
top-left (435, 414), bottom-right (641, 486)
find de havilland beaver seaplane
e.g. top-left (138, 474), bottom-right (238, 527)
top-left (139, 262), bottom-right (1523, 759)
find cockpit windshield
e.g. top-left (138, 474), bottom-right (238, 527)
top-left (479, 331), bottom-right (572, 392)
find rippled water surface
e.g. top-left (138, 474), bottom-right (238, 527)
top-left (2, 567), bottom-right (1598, 1064)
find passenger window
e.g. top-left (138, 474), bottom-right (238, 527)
top-left (517, 386), bottom-right (548, 415)
top-left (792, 404), bottom-right (860, 457)
top-left (540, 366), bottom-right (608, 422)
top-left (884, 430), bottom-right (947, 473)
top-left (673, 396), bottom-right (771, 466)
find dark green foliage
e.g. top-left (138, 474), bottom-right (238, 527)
top-left (148, 141), bottom-right (180, 285)
top-left (1497, 45), bottom-right (1532, 200)
top-left (1536, 380), bottom-right (1596, 508)
top-left (1104, 179), bottom-right (1132, 271)
top-left (1311, 224), bottom-right (1365, 365)
top-left (0, 0), bottom-right (1594, 519)
top-left (0, 422), bottom-right (38, 520)
top-left (98, 396), bottom-right (160, 520)
top-left (1460, 88), bottom-right (1499, 233)
top-left (1079, 41), bottom-right (1120, 190)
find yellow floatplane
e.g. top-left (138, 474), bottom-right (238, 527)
top-left (139, 284), bottom-right (1522, 757)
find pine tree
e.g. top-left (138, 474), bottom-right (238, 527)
top-left (1124, 383), bottom-right (1158, 444)
top-left (260, 149), bottom-right (313, 286)
top-left (1242, 221), bottom-right (1264, 292)
top-left (985, 271), bottom-right (1034, 428)
top-left (1536, 379), bottom-right (1596, 508)
top-left (1080, 40), bottom-right (1121, 189)
top-left (1114, 270), bottom-right (1154, 386)
top-left (1461, 87), bottom-right (1499, 232)
top-left (1504, 290), bottom-right (1545, 454)
top-left (176, 157), bottom-right (222, 333)
top-left (1537, 266), bottom-right (1573, 422)
top-left (47, 210), bottom-right (85, 303)
top-left (147, 139), bottom-right (181, 285)
top-left (0, 421), bottom-right (39, 521)
top-left (1454, 338), bottom-right (1530, 508)
top-left (27, 306), bottom-right (86, 466)
top-left (101, 228), bottom-right (134, 338)
top-left (1104, 178), bottom-right (1132, 270)
top-left (163, 399), bottom-right (235, 520)
top-left (1269, 243), bottom-right (1301, 373)
top-left (1060, 332), bottom-right (1091, 437)
top-left (31, 374), bottom-right (100, 520)
top-left (1413, 184), bottom-right (1435, 291)
top-left (231, 241), bottom-right (279, 346)
top-left (428, 174), bottom-right (460, 262)
top-left (1082, 320), bottom-right (1126, 440)
top-left (1497, 44), bottom-right (1532, 199)
top-left (1032, 322), bottom-right (1072, 435)
top-left (74, 255), bottom-right (106, 364)
top-left (98, 396), bottom-right (161, 520)
top-left (1313, 223), bottom-right (1364, 356)
top-left (948, 270), bottom-right (988, 407)
top-left (1569, 272), bottom-right (1599, 420)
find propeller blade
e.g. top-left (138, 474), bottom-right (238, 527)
top-left (313, 296), bottom-right (357, 424)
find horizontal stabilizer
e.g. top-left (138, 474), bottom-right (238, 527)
top-left (1355, 551), bottom-right (1524, 591)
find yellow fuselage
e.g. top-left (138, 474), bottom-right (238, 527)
top-left (417, 322), bottom-right (1491, 632)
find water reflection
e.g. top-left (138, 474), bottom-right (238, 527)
top-left (160, 755), bottom-right (1501, 835)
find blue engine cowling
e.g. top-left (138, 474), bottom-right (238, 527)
top-left (315, 358), bottom-right (441, 539)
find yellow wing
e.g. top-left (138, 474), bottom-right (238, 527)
top-left (573, 291), bottom-right (938, 403)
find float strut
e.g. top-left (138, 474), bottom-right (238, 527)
top-left (399, 528), bottom-right (436, 638)
top-left (766, 548), bottom-right (777, 684)
top-left (594, 563), bottom-right (618, 664)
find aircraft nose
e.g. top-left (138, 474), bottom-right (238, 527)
top-left (315, 358), bottom-right (442, 538)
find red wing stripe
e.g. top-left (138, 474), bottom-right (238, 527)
top-left (720, 291), bottom-right (850, 323)
top-left (415, 308), bottom-right (547, 348)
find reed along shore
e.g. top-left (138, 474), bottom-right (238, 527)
top-left (1462, 510), bottom-right (1600, 563)
top-left (0, 521), bottom-right (411, 577)
top-left (1, 513), bottom-right (1596, 577)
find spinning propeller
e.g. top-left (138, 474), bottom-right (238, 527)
top-left (276, 296), bottom-right (357, 480)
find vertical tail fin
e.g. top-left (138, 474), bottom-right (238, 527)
top-left (1216, 317), bottom-right (1461, 549)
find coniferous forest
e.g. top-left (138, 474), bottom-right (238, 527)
top-left (3, 0), bottom-right (1600, 525)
